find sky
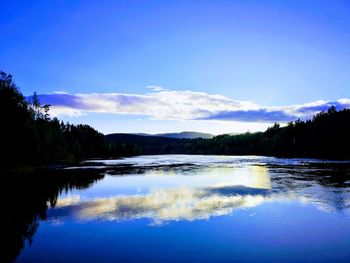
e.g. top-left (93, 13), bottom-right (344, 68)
top-left (1, 0), bottom-right (350, 134)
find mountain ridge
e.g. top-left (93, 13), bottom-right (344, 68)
top-left (130, 131), bottom-right (214, 139)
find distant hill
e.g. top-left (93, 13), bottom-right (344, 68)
top-left (104, 132), bottom-right (216, 156)
top-left (156, 131), bottom-right (214, 139)
top-left (131, 131), bottom-right (214, 139)
top-left (105, 133), bottom-right (190, 155)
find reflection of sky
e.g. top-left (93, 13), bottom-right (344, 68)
top-left (16, 155), bottom-right (350, 263)
top-left (55, 188), bottom-right (266, 225)
top-left (50, 157), bottom-right (350, 225)
top-left (52, 165), bottom-right (271, 224)
top-left (85, 154), bottom-right (349, 167)
top-left (59, 164), bottom-right (271, 198)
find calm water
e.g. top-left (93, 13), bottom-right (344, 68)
top-left (3, 155), bottom-right (350, 262)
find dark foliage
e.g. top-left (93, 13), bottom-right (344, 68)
top-left (0, 71), bottom-right (111, 166)
top-left (107, 108), bottom-right (350, 159)
top-left (105, 133), bottom-right (191, 155)
top-left (185, 107), bottom-right (350, 159)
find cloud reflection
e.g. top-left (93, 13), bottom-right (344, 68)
top-left (48, 162), bottom-right (350, 225)
top-left (49, 165), bottom-right (271, 224)
top-left (53, 186), bottom-right (267, 225)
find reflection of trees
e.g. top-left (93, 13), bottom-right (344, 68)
top-left (0, 169), bottom-right (104, 263)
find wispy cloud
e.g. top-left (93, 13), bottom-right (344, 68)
top-left (36, 89), bottom-right (350, 123)
top-left (146, 85), bottom-right (168, 92)
top-left (203, 99), bottom-right (350, 122)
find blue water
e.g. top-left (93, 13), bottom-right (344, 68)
top-left (14, 155), bottom-right (350, 262)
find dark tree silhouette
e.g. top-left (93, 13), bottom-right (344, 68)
top-left (0, 71), bottom-right (112, 166)
top-left (107, 107), bottom-right (350, 159)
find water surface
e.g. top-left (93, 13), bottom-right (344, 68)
top-left (4, 155), bottom-right (350, 262)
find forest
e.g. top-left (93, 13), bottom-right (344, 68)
top-left (1, 70), bottom-right (350, 168)
top-left (0, 71), bottom-right (112, 167)
top-left (185, 107), bottom-right (350, 159)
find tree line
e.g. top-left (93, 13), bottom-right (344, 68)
top-left (106, 109), bottom-right (350, 160)
top-left (186, 106), bottom-right (350, 159)
top-left (1, 70), bottom-right (350, 167)
top-left (0, 71), bottom-right (113, 167)
top-left (106, 106), bottom-right (350, 160)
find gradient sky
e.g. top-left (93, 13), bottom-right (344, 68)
top-left (1, 0), bottom-right (350, 134)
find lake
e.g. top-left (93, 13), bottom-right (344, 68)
top-left (3, 155), bottom-right (350, 262)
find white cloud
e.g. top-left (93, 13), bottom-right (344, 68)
top-left (146, 85), bottom-right (168, 92)
top-left (37, 89), bottom-right (350, 123)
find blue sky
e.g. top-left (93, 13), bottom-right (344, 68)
top-left (1, 0), bottom-right (350, 134)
